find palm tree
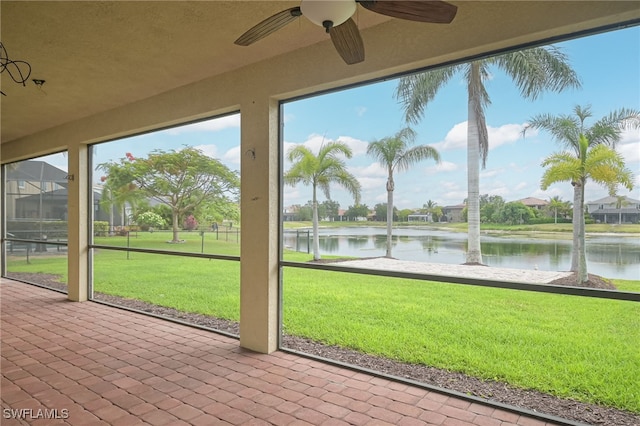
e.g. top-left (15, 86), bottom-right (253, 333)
top-left (540, 135), bottom-right (633, 283)
top-left (525, 105), bottom-right (640, 272)
top-left (396, 46), bottom-right (581, 264)
top-left (367, 128), bottom-right (440, 257)
top-left (547, 195), bottom-right (567, 224)
top-left (615, 195), bottom-right (630, 224)
top-left (284, 141), bottom-right (361, 260)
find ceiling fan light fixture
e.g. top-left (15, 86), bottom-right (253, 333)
top-left (300, 0), bottom-right (356, 28)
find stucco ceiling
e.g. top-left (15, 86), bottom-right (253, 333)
top-left (1, 1), bottom-right (639, 147)
top-left (0, 1), bottom-right (390, 144)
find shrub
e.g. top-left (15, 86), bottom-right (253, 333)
top-left (183, 214), bottom-right (198, 231)
top-left (94, 221), bottom-right (109, 236)
top-left (136, 211), bottom-right (165, 231)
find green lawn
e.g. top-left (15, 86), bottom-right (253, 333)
top-left (5, 235), bottom-right (639, 413)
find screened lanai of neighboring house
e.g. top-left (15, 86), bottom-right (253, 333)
top-left (2, 2), bottom-right (640, 425)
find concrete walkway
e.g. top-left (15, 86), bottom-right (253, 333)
top-left (336, 258), bottom-right (573, 284)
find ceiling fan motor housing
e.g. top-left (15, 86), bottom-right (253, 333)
top-left (300, 0), bottom-right (357, 28)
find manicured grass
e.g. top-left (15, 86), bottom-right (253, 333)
top-left (94, 230), bottom-right (241, 256)
top-left (5, 235), bottom-right (639, 412)
top-left (283, 267), bottom-right (640, 412)
top-left (6, 254), bottom-right (69, 284)
top-left (614, 279), bottom-right (640, 293)
top-left (93, 251), bottom-right (240, 321)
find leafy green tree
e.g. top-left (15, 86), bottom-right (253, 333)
top-left (296, 204), bottom-right (313, 222)
top-left (196, 199), bottom-right (239, 226)
top-left (498, 202), bottom-right (534, 225)
top-left (367, 128), bottom-right (440, 257)
top-left (479, 195), bottom-right (505, 223)
top-left (396, 46), bottom-right (580, 264)
top-left (284, 141), bottom-right (361, 260)
top-left (374, 203), bottom-right (398, 223)
top-left (398, 208), bottom-right (415, 222)
top-left (321, 200), bottom-right (340, 221)
top-left (526, 105), bottom-right (639, 279)
top-left (540, 136), bottom-right (633, 282)
top-left (345, 204), bottom-right (369, 220)
top-left (100, 147), bottom-right (239, 243)
top-left (99, 159), bottom-right (146, 233)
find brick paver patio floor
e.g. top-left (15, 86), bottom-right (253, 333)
top-left (1, 278), bottom-right (562, 425)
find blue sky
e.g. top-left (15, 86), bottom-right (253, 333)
top-left (44, 25), bottom-right (639, 212)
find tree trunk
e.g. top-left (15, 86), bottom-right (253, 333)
top-left (312, 185), bottom-right (320, 260)
top-left (386, 175), bottom-right (394, 258)
top-left (466, 79), bottom-right (482, 264)
top-left (172, 210), bottom-right (180, 242)
top-left (570, 184), bottom-right (581, 272)
top-left (576, 179), bottom-right (588, 283)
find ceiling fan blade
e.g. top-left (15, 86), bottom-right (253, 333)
top-left (235, 7), bottom-right (302, 46)
top-left (358, 1), bottom-right (457, 24)
top-left (329, 18), bottom-right (364, 65)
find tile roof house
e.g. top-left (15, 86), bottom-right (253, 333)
top-left (586, 196), bottom-right (640, 224)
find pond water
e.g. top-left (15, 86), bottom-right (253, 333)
top-left (283, 227), bottom-right (640, 280)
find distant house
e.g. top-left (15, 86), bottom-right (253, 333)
top-left (282, 205), bottom-right (298, 222)
top-left (408, 213), bottom-right (432, 222)
top-left (6, 160), bottom-right (128, 225)
top-left (335, 209), bottom-right (347, 222)
top-left (442, 203), bottom-right (466, 223)
top-left (586, 196), bottom-right (640, 224)
top-left (5, 160), bottom-right (69, 220)
top-left (517, 197), bottom-right (549, 211)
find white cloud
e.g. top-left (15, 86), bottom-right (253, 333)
top-left (479, 181), bottom-right (510, 197)
top-left (167, 114), bottom-right (240, 134)
top-left (425, 161), bottom-right (458, 175)
top-left (223, 146), bottom-right (241, 165)
top-left (441, 190), bottom-right (467, 203)
top-left (192, 144), bottom-right (218, 158)
top-left (431, 121), bottom-right (532, 152)
top-left (351, 162), bottom-right (387, 178)
top-left (514, 182), bottom-right (528, 191)
top-left (479, 168), bottom-right (503, 179)
top-left (358, 176), bottom-right (387, 191)
top-left (355, 106), bottom-right (367, 117)
top-left (618, 127), bottom-right (640, 164)
top-left (336, 135), bottom-right (369, 155)
top-left (431, 122), bottom-right (467, 151)
top-left (488, 123), bottom-right (532, 150)
top-left (440, 181), bottom-right (460, 190)
top-left (285, 134), bottom-right (369, 158)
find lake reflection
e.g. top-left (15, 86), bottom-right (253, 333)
top-left (282, 227), bottom-right (639, 280)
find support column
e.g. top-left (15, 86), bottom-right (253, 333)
top-left (239, 97), bottom-right (280, 353)
top-left (67, 145), bottom-right (89, 302)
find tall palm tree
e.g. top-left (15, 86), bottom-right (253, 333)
top-left (367, 128), bottom-right (440, 257)
top-left (540, 135), bottom-right (633, 283)
top-left (525, 105), bottom-right (640, 272)
top-left (284, 141), bottom-right (361, 260)
top-left (396, 46), bottom-right (581, 264)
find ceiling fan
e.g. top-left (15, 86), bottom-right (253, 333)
top-left (235, 1), bottom-right (457, 65)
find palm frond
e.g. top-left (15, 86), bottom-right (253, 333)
top-left (395, 65), bottom-right (462, 124)
top-left (495, 46), bottom-right (581, 100)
